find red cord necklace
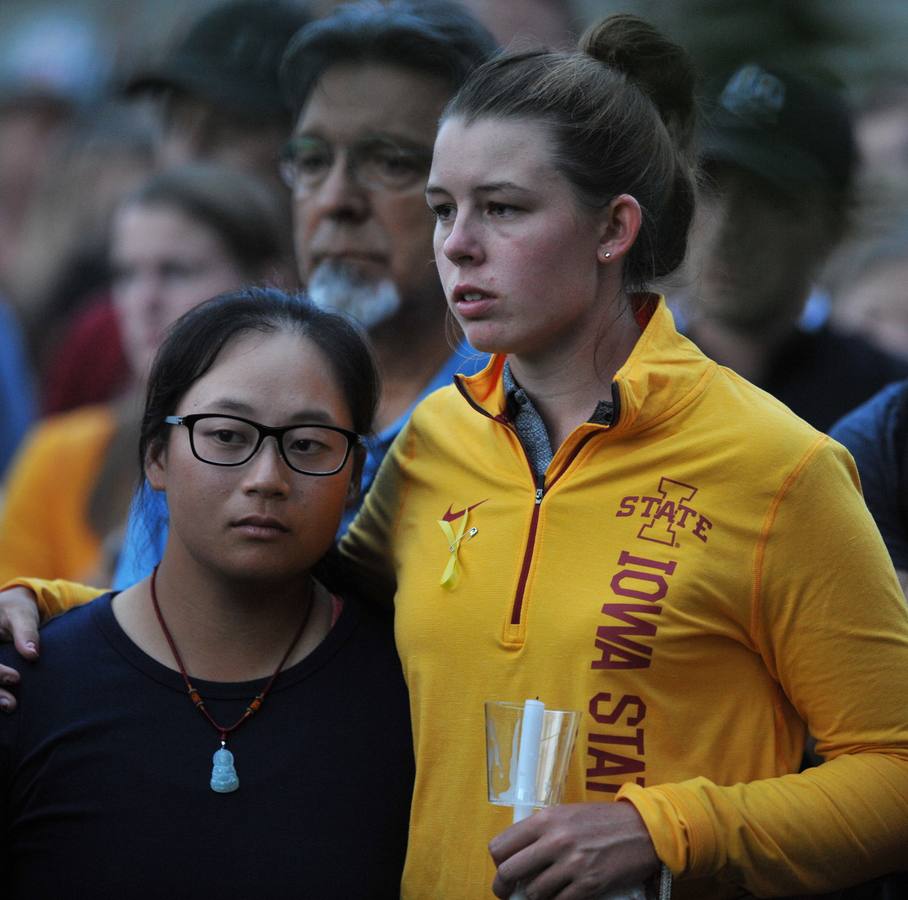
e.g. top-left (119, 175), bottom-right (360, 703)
top-left (150, 566), bottom-right (313, 794)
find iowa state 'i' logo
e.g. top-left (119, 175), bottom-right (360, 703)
top-left (615, 476), bottom-right (712, 547)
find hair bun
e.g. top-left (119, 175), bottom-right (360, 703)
top-left (581, 14), bottom-right (696, 160)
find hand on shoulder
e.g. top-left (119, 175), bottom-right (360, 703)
top-left (0, 584), bottom-right (41, 711)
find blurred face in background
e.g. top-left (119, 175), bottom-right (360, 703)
top-left (287, 63), bottom-right (450, 331)
top-left (159, 94), bottom-right (287, 191)
top-left (0, 99), bottom-right (71, 287)
top-left (687, 165), bottom-right (831, 334)
top-left (832, 258), bottom-right (908, 360)
top-left (111, 201), bottom-right (247, 379)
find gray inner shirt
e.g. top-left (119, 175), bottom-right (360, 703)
top-left (502, 360), bottom-right (613, 479)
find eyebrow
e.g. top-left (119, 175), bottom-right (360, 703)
top-left (425, 181), bottom-right (533, 197)
top-left (205, 398), bottom-right (336, 424)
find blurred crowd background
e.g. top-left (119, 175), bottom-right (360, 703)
top-left (3, 0), bottom-right (908, 586)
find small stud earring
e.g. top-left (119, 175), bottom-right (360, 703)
top-left (602, 250), bottom-right (612, 260)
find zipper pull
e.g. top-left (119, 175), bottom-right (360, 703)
top-left (534, 473), bottom-right (545, 505)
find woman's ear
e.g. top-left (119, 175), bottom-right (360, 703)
top-left (597, 193), bottom-right (642, 264)
top-left (145, 441), bottom-right (168, 492)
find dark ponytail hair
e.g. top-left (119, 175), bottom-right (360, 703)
top-left (443, 14), bottom-right (697, 290)
top-left (139, 286), bottom-right (379, 475)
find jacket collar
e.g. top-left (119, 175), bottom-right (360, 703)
top-left (454, 296), bottom-right (715, 437)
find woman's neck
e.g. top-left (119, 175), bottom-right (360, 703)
top-left (508, 294), bottom-right (642, 451)
top-left (112, 557), bottom-right (331, 682)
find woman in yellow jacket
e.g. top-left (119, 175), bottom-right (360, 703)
top-left (1, 14), bottom-right (908, 900)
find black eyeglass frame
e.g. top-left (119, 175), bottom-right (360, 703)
top-left (164, 414), bottom-right (363, 477)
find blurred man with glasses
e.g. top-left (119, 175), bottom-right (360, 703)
top-left (280, 1), bottom-right (496, 447)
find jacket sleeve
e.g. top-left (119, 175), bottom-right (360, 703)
top-left (339, 423), bottom-right (415, 607)
top-left (1, 578), bottom-right (102, 619)
top-left (619, 435), bottom-right (908, 896)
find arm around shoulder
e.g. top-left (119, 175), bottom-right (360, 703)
top-left (338, 423), bottom-right (417, 607)
top-left (1, 577), bottom-right (104, 619)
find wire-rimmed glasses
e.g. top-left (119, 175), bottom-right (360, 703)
top-left (164, 414), bottom-right (362, 476)
top-left (279, 134), bottom-right (433, 194)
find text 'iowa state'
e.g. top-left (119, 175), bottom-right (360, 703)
top-left (586, 551), bottom-right (676, 793)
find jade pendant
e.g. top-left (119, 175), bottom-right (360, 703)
top-left (210, 745), bottom-right (239, 793)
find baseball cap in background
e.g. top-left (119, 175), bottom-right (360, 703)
top-left (0, 9), bottom-right (111, 108)
top-left (124, 0), bottom-right (312, 123)
top-left (701, 63), bottom-right (857, 195)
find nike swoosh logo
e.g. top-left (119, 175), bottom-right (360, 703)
top-left (442, 499), bottom-right (489, 522)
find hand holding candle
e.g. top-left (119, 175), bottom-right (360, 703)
top-left (489, 801), bottom-right (664, 900)
top-left (485, 699), bottom-right (581, 900)
top-left (485, 699), bottom-right (666, 900)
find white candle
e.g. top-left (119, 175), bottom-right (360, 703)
top-left (511, 698), bottom-right (545, 900)
top-left (512, 698), bottom-right (545, 822)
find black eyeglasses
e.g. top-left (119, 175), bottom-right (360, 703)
top-left (164, 414), bottom-right (362, 476)
top-left (279, 134), bottom-right (432, 193)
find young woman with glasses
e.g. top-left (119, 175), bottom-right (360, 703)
top-left (0, 288), bottom-right (413, 897)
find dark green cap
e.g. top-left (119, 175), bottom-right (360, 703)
top-left (125, 0), bottom-right (311, 123)
top-left (701, 63), bottom-right (857, 195)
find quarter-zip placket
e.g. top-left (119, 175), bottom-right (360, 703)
top-left (455, 375), bottom-right (618, 644)
top-left (508, 432), bottom-right (601, 633)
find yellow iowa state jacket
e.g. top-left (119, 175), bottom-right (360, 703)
top-left (341, 297), bottom-right (908, 899)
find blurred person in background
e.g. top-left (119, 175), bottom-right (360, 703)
top-left (10, 102), bottom-right (157, 414)
top-left (831, 378), bottom-right (908, 598)
top-left (0, 7), bottom-right (111, 294)
top-left (0, 8), bottom-right (112, 477)
top-left (123, 0), bottom-right (311, 196)
top-left (827, 209), bottom-right (908, 361)
top-left (459, 0), bottom-right (577, 49)
top-left (825, 202), bottom-right (908, 606)
top-left (852, 78), bottom-right (908, 198)
top-left (0, 163), bottom-right (288, 587)
top-left (679, 63), bottom-right (908, 432)
top-left (9, 0), bottom-right (308, 418)
top-left (111, 0), bottom-right (498, 586)
top-left (0, 303), bottom-right (34, 486)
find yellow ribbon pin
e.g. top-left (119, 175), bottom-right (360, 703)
top-left (437, 510), bottom-right (478, 589)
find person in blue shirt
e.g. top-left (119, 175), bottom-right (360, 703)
top-left (830, 380), bottom-right (908, 595)
top-left (0, 299), bottom-right (36, 480)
